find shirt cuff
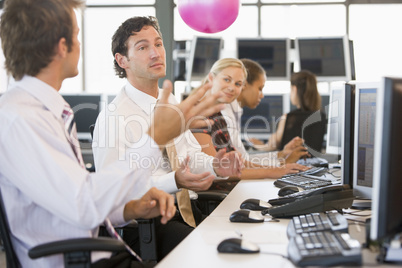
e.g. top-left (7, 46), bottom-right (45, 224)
top-left (151, 172), bottom-right (179, 194)
top-left (206, 155), bottom-right (229, 180)
top-left (108, 205), bottom-right (129, 227)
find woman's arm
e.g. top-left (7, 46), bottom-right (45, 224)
top-left (193, 131), bottom-right (308, 180)
top-left (192, 132), bottom-right (218, 156)
top-left (265, 114), bottom-right (286, 151)
top-left (250, 114), bottom-right (287, 152)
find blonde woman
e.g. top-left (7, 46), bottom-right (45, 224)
top-left (191, 58), bottom-right (309, 190)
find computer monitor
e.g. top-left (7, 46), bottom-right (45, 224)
top-left (352, 82), bottom-right (380, 208)
top-left (341, 82), bottom-right (356, 188)
top-left (241, 94), bottom-right (289, 138)
top-left (326, 85), bottom-right (344, 155)
top-left (295, 36), bottom-right (352, 82)
top-left (186, 36), bottom-right (222, 82)
top-left (370, 77), bottom-right (402, 248)
top-left (237, 38), bottom-right (290, 81)
top-left (62, 94), bottom-right (102, 140)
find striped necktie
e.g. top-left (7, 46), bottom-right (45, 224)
top-left (61, 105), bottom-right (85, 168)
top-left (61, 104), bottom-right (143, 261)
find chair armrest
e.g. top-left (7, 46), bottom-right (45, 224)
top-left (28, 237), bottom-right (125, 259)
top-left (197, 191), bottom-right (228, 202)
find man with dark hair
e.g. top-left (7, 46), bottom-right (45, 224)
top-left (93, 16), bottom-right (243, 260)
top-left (0, 1), bottom-right (224, 267)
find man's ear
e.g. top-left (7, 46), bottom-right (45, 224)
top-left (115, 53), bottom-right (128, 69)
top-left (57, 37), bottom-right (68, 58)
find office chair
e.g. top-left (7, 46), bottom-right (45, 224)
top-left (0, 189), bottom-right (126, 268)
top-left (279, 110), bottom-right (327, 154)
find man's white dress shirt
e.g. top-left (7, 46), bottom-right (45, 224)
top-left (0, 76), bottom-right (161, 267)
top-left (92, 82), bottom-right (220, 198)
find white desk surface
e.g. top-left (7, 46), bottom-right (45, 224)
top-left (156, 179), bottom-right (391, 268)
top-left (157, 179), bottom-right (293, 268)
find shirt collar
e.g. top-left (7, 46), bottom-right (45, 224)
top-left (125, 82), bottom-right (161, 115)
top-left (16, 75), bottom-right (67, 119)
top-left (231, 100), bottom-right (243, 114)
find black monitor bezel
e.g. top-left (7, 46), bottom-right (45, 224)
top-left (295, 36), bottom-right (352, 82)
top-left (371, 77), bottom-right (402, 241)
top-left (236, 37), bottom-right (290, 81)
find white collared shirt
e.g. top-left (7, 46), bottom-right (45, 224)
top-left (221, 101), bottom-right (247, 156)
top-left (0, 76), bottom-right (161, 267)
top-left (221, 100), bottom-right (279, 165)
top-left (92, 82), bottom-right (218, 197)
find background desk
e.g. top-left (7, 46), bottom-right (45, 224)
top-left (157, 179), bottom-right (390, 268)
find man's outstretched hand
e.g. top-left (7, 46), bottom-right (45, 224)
top-left (148, 80), bottom-right (225, 146)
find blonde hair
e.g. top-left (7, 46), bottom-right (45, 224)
top-left (190, 58), bottom-right (247, 97)
top-left (201, 58), bottom-right (247, 86)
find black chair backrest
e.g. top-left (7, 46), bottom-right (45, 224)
top-left (279, 109), bottom-right (327, 154)
top-left (89, 124), bottom-right (95, 139)
top-left (0, 189), bottom-right (21, 268)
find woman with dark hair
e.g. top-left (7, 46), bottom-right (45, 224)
top-left (251, 70), bottom-right (321, 151)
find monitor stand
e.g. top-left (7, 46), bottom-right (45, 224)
top-left (351, 200), bottom-right (371, 210)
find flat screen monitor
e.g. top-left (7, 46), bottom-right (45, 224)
top-left (352, 82), bottom-right (380, 208)
top-left (241, 94), bottom-right (289, 136)
top-left (326, 85), bottom-right (344, 155)
top-left (62, 94), bottom-right (102, 140)
top-left (341, 82), bottom-right (356, 188)
top-left (186, 36), bottom-right (222, 82)
top-left (295, 36), bottom-right (352, 82)
top-left (371, 77), bottom-right (402, 245)
top-left (237, 38), bottom-right (290, 81)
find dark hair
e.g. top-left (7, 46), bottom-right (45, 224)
top-left (240, 58), bottom-right (266, 85)
top-left (111, 16), bottom-right (162, 78)
top-left (290, 70), bottom-right (321, 111)
top-left (0, 0), bottom-right (83, 80)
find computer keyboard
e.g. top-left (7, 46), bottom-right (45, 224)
top-left (287, 211), bottom-right (348, 238)
top-left (283, 166), bottom-right (326, 177)
top-left (274, 174), bottom-right (333, 190)
top-left (287, 231), bottom-right (362, 267)
top-left (297, 157), bottom-right (329, 167)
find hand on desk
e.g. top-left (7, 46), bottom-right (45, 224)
top-left (269, 163), bottom-right (310, 179)
top-left (280, 146), bottom-right (310, 164)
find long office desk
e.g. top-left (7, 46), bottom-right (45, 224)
top-left (156, 178), bottom-right (392, 268)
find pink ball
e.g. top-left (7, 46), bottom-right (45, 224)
top-left (178, 0), bottom-right (240, 34)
